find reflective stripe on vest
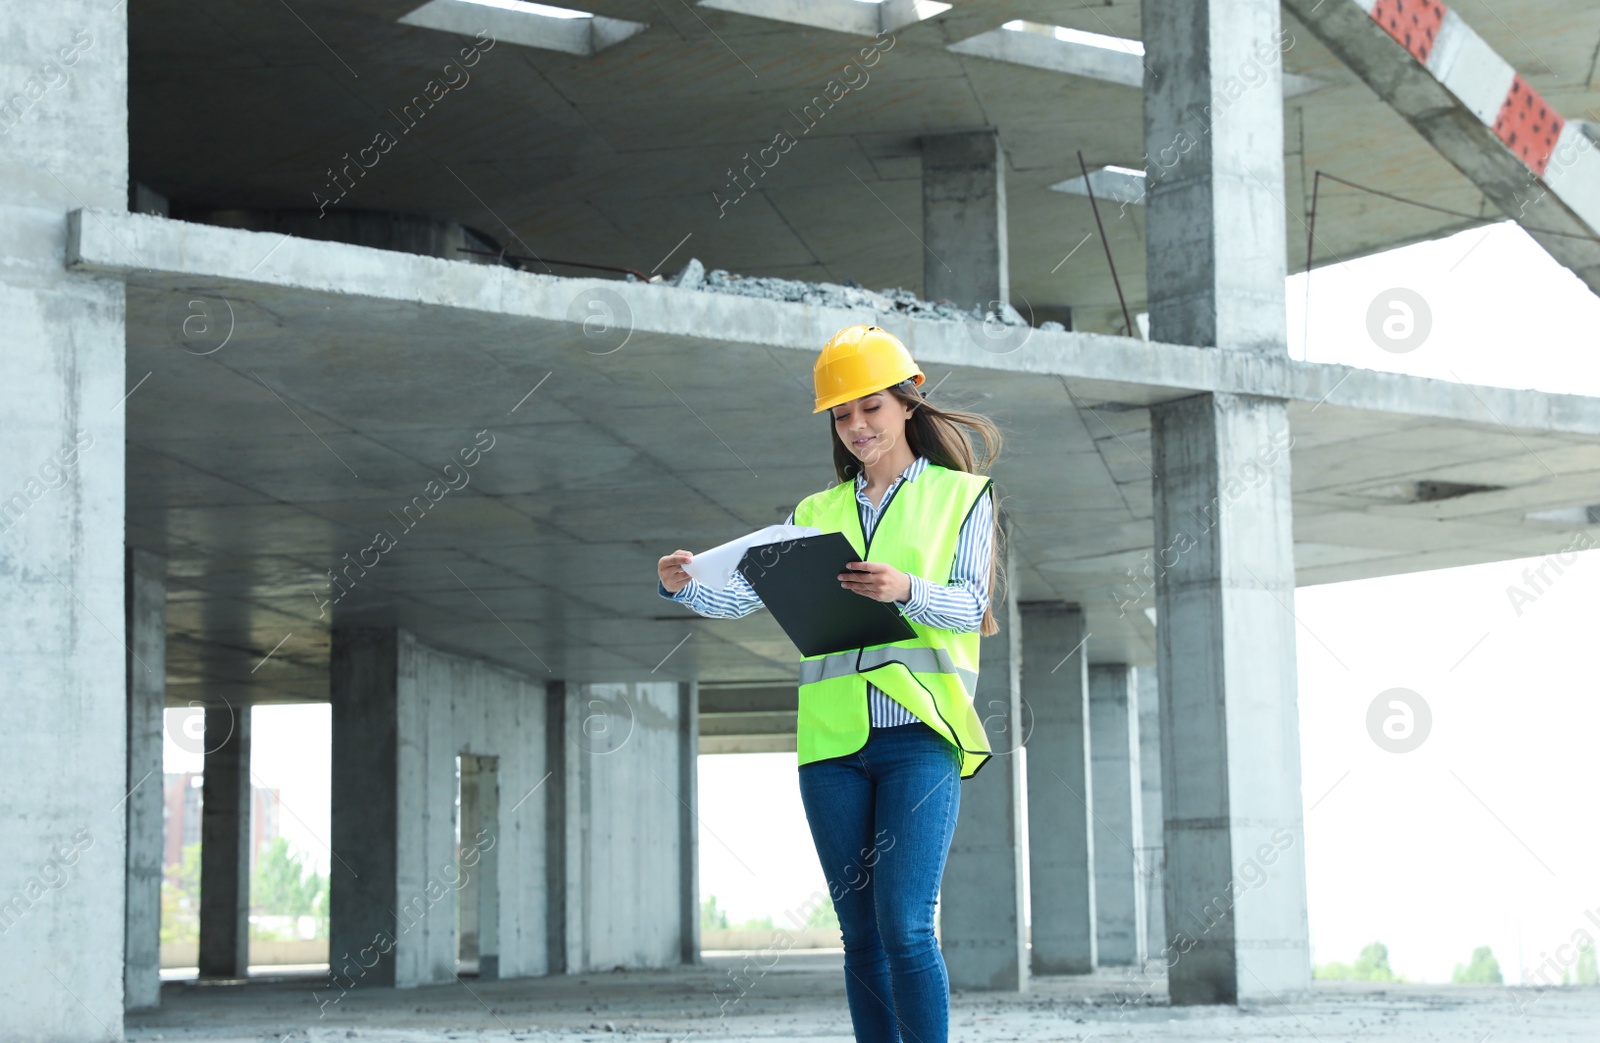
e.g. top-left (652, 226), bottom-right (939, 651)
top-left (797, 645), bottom-right (979, 697)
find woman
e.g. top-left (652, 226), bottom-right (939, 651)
top-left (655, 323), bottom-right (1003, 1043)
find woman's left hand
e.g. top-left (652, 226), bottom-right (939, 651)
top-left (839, 561), bottom-right (912, 603)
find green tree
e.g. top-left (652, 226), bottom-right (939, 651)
top-left (173, 841), bottom-right (201, 897)
top-left (249, 837), bottom-right (327, 939)
top-left (801, 895), bottom-right (840, 932)
top-left (701, 895), bottom-right (730, 931)
top-left (160, 842), bottom-right (202, 945)
top-left (1314, 941), bottom-right (1401, 981)
top-left (1351, 941), bottom-right (1401, 981)
top-left (1452, 945), bottom-right (1503, 984)
top-left (1572, 939), bottom-right (1598, 986)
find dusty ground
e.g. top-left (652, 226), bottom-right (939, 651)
top-left (127, 951), bottom-right (1600, 1042)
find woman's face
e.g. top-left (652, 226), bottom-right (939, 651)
top-left (831, 390), bottom-right (913, 465)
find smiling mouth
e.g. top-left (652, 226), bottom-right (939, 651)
top-left (852, 435), bottom-right (876, 448)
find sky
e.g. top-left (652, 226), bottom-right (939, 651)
top-left (166, 220), bottom-right (1600, 985)
top-left (1284, 220), bottom-right (1600, 984)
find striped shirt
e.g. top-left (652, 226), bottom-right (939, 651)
top-left (658, 455), bottom-right (995, 727)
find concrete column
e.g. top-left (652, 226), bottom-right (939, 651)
top-left (1089, 665), bottom-right (1146, 967)
top-left (941, 544), bottom-right (1026, 991)
top-left (0, 0), bottom-right (129, 1034)
top-left (198, 702), bottom-right (251, 979)
top-left (540, 677), bottom-right (692, 975)
top-left (1144, 0), bottom-right (1311, 1004)
top-left (476, 758), bottom-right (500, 981)
top-left (459, 758), bottom-right (482, 970)
top-left (458, 755), bottom-right (501, 979)
top-left (556, 681), bottom-right (589, 975)
top-left (329, 627), bottom-right (561, 995)
top-left (1143, 0), bottom-right (1288, 353)
top-left (1137, 666), bottom-right (1167, 966)
top-left (1021, 602), bottom-right (1096, 974)
top-left (678, 680), bottom-right (701, 966)
top-left (330, 626), bottom-right (456, 991)
top-left (921, 130), bottom-right (1008, 311)
top-left (1149, 395), bottom-right (1308, 1002)
top-left (125, 550), bottom-right (166, 1010)
top-left (329, 627), bottom-right (404, 989)
top-left (561, 681), bottom-right (688, 972)
top-left (545, 679), bottom-right (570, 975)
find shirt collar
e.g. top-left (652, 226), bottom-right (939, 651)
top-left (854, 455), bottom-right (928, 490)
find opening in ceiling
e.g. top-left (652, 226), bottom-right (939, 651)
top-left (399, 0), bottom-right (648, 56)
top-left (949, 19), bottom-right (1323, 97)
top-left (1348, 480), bottom-right (1507, 503)
top-left (695, 0), bottom-right (950, 37)
top-left (1524, 504), bottom-right (1600, 525)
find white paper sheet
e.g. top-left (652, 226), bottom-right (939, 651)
top-left (682, 523), bottom-right (822, 590)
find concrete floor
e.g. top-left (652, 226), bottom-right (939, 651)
top-left (127, 952), bottom-right (1599, 1042)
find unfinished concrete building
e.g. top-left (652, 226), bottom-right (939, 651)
top-left (5, 0), bottom-right (1600, 1039)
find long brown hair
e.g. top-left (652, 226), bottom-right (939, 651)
top-left (828, 383), bottom-right (1007, 636)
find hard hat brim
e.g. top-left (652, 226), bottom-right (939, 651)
top-left (813, 372), bottom-right (925, 414)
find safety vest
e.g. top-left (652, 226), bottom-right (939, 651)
top-left (791, 462), bottom-right (995, 779)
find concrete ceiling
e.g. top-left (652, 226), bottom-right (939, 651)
top-left (125, 0), bottom-right (1600, 333)
top-left (78, 212), bottom-right (1600, 708)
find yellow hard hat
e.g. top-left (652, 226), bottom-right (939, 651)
top-left (813, 324), bottom-right (925, 413)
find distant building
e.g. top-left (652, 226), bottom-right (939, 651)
top-left (161, 773), bottom-right (282, 886)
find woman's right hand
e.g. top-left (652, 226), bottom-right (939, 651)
top-left (658, 550), bottom-right (694, 593)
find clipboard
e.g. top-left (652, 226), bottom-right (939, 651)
top-left (737, 531), bottom-right (917, 657)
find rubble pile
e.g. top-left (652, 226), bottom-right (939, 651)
top-left (646, 258), bottom-right (1066, 331)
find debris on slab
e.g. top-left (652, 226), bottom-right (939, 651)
top-left (658, 259), bottom-right (1045, 330)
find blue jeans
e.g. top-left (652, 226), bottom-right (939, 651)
top-left (797, 720), bottom-right (962, 1043)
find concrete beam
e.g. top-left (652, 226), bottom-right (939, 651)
top-left (125, 549), bottom-right (166, 1010)
top-left (921, 130), bottom-right (1008, 311)
top-left (1283, 0), bottom-right (1600, 297)
top-left (698, 686), bottom-right (797, 715)
top-left (698, 735), bottom-right (798, 754)
top-left (1088, 665), bottom-right (1146, 968)
top-left (64, 210), bottom-right (1600, 436)
top-left (941, 544), bottom-right (1027, 991)
top-left (1020, 602), bottom-right (1096, 975)
top-left (699, 711), bottom-right (797, 737)
top-left (696, 685), bottom-right (800, 747)
top-left (198, 703), bottom-right (251, 979)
